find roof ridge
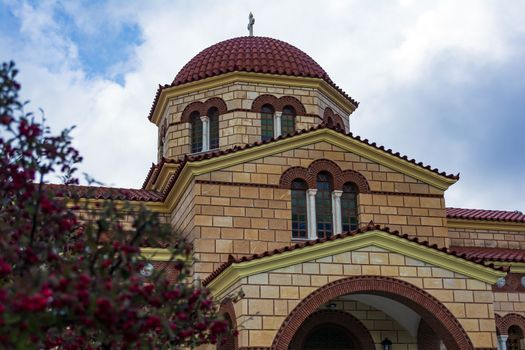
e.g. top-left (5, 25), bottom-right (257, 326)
top-left (446, 207), bottom-right (525, 223)
top-left (202, 223), bottom-right (506, 287)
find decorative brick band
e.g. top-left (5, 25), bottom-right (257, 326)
top-left (370, 190), bottom-right (444, 198)
top-left (279, 158), bottom-right (370, 193)
top-left (288, 309), bottom-right (374, 350)
top-left (195, 180), bottom-right (279, 188)
top-left (270, 275), bottom-right (474, 350)
top-left (181, 97), bottom-right (228, 122)
top-left (492, 273), bottom-right (525, 293)
top-left (495, 313), bottom-right (525, 335)
top-left (251, 94), bottom-right (306, 115)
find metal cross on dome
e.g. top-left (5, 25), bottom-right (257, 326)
top-left (247, 12), bottom-right (255, 36)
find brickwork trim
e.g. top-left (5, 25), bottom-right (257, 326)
top-left (218, 300), bottom-right (238, 350)
top-left (181, 97), bottom-right (228, 122)
top-left (279, 158), bottom-right (370, 192)
top-left (251, 94), bottom-right (306, 115)
top-left (496, 313), bottom-right (525, 335)
top-left (322, 107), bottom-right (345, 130)
top-left (270, 276), bottom-right (475, 350)
top-left (206, 229), bottom-right (505, 297)
top-left (288, 309), bottom-right (374, 350)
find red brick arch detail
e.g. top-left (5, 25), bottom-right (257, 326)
top-left (307, 159), bottom-right (343, 189)
top-left (323, 107), bottom-right (345, 130)
top-left (341, 169), bottom-right (370, 193)
top-left (277, 96), bottom-right (306, 115)
top-left (181, 98), bottom-right (228, 122)
top-left (217, 300), bottom-right (238, 350)
top-left (279, 166), bottom-right (311, 189)
top-left (270, 276), bottom-right (474, 350)
top-left (251, 94), bottom-right (279, 113)
top-left (288, 309), bottom-right (374, 350)
top-left (496, 313), bottom-right (525, 335)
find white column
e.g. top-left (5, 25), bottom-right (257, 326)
top-left (306, 189), bottom-right (317, 240)
top-left (200, 115), bottom-right (209, 152)
top-left (274, 111), bottom-right (282, 137)
top-left (497, 335), bottom-right (508, 350)
top-left (332, 190), bottom-right (343, 235)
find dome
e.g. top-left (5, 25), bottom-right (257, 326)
top-left (173, 36), bottom-right (333, 86)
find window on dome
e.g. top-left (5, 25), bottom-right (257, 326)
top-left (281, 106), bottom-right (296, 135)
top-left (316, 172), bottom-right (333, 238)
top-left (291, 179), bottom-right (308, 239)
top-left (208, 107), bottom-right (220, 150)
top-left (261, 104), bottom-right (274, 141)
top-left (341, 182), bottom-right (358, 232)
top-left (190, 111), bottom-right (202, 153)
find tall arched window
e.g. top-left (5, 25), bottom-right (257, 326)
top-left (291, 179), bottom-right (308, 239)
top-left (261, 104), bottom-right (274, 141)
top-left (281, 106), bottom-right (296, 135)
top-left (316, 172), bottom-right (333, 238)
top-left (507, 325), bottom-right (524, 350)
top-left (341, 182), bottom-right (358, 232)
top-left (208, 107), bottom-right (220, 150)
top-left (190, 111), bottom-right (202, 153)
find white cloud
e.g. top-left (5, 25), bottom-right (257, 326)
top-left (1, 0), bottom-right (524, 211)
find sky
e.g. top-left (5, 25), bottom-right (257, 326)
top-left (1, 0), bottom-right (524, 211)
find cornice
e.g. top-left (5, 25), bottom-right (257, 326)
top-left (149, 72), bottom-right (357, 125)
top-left (207, 230), bottom-right (505, 298)
top-left (447, 219), bottom-right (525, 232)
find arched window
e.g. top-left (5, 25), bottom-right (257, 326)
top-left (190, 111), bottom-right (202, 153)
top-left (316, 172), bottom-right (333, 238)
top-left (261, 104), bottom-right (274, 141)
top-left (507, 325), bottom-right (524, 350)
top-left (208, 107), bottom-right (220, 150)
top-left (341, 182), bottom-right (358, 232)
top-left (291, 179), bottom-right (308, 239)
top-left (281, 106), bottom-right (296, 135)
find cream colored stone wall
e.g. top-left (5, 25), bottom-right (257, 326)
top-left (493, 292), bottom-right (525, 316)
top-left (449, 226), bottom-right (525, 249)
top-left (158, 81), bottom-right (352, 161)
top-left (221, 247), bottom-right (497, 348)
top-left (170, 181), bottom-right (196, 241)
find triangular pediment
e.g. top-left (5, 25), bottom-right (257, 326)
top-left (205, 229), bottom-right (505, 297)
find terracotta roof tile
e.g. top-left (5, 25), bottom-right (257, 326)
top-left (447, 207), bottom-right (525, 223)
top-left (147, 37), bottom-right (358, 121)
top-left (202, 223), bottom-right (505, 287)
top-left (450, 247), bottom-right (525, 263)
top-left (45, 184), bottom-right (163, 202)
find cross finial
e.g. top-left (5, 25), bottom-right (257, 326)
top-left (247, 12), bottom-right (255, 36)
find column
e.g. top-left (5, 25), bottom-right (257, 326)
top-left (497, 335), bottom-right (508, 350)
top-left (200, 115), bottom-right (209, 152)
top-left (274, 111), bottom-right (282, 137)
top-left (306, 189), bottom-right (317, 240)
top-left (332, 190), bottom-right (343, 234)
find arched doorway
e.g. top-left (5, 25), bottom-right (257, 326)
top-left (271, 276), bottom-right (475, 350)
top-left (289, 310), bottom-right (374, 350)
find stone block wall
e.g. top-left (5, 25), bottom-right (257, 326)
top-left (449, 226), bottom-right (525, 249)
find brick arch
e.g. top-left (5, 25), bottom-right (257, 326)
top-left (279, 166), bottom-right (311, 189)
top-left (181, 101), bottom-right (205, 122)
top-left (277, 96), bottom-right (306, 115)
top-left (204, 97), bottom-right (228, 115)
top-left (340, 169), bottom-right (370, 193)
top-left (307, 159), bottom-right (343, 189)
top-left (270, 276), bottom-right (474, 350)
top-left (288, 309), bottom-right (374, 350)
top-left (217, 300), bottom-right (238, 350)
top-left (251, 94), bottom-right (279, 113)
top-left (323, 107), bottom-right (345, 130)
top-left (496, 313), bottom-right (525, 336)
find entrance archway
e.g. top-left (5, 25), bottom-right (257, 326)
top-left (289, 310), bottom-right (374, 350)
top-left (271, 275), bottom-right (474, 350)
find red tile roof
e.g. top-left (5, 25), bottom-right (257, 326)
top-left (147, 36), bottom-right (358, 121)
top-left (45, 184), bottom-right (163, 202)
top-left (202, 223), bottom-right (506, 287)
top-left (450, 247), bottom-right (525, 263)
top-left (447, 207), bottom-right (525, 223)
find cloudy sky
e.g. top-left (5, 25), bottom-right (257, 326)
top-left (1, 0), bottom-right (524, 211)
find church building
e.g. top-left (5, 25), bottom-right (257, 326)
top-left (63, 34), bottom-right (525, 350)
